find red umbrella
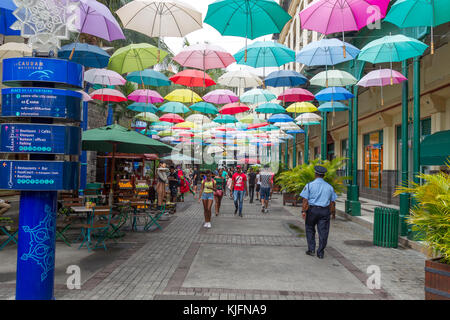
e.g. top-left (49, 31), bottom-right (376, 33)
top-left (215, 126), bottom-right (236, 132)
top-left (159, 113), bottom-right (185, 123)
top-left (278, 88), bottom-right (315, 103)
top-left (90, 88), bottom-right (127, 102)
top-left (238, 158), bottom-right (260, 164)
top-left (169, 69), bottom-right (216, 87)
top-left (248, 122), bottom-right (269, 130)
top-left (219, 103), bottom-right (250, 115)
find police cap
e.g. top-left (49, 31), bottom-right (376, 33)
top-left (314, 166), bottom-right (327, 175)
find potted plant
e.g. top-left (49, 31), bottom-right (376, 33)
top-left (394, 164), bottom-right (450, 300)
top-left (276, 158), bottom-right (348, 207)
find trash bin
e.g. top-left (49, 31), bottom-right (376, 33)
top-left (373, 207), bottom-right (399, 248)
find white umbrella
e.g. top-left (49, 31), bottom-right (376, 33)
top-left (185, 114), bottom-right (211, 124)
top-left (218, 70), bottom-right (263, 88)
top-left (84, 68), bottom-right (126, 86)
top-left (0, 42), bottom-right (32, 60)
top-left (310, 70), bottom-right (357, 87)
top-left (295, 113), bottom-right (323, 123)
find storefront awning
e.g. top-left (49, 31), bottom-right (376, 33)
top-left (420, 130), bottom-right (450, 166)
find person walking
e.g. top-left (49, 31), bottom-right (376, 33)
top-left (198, 170), bottom-right (216, 228)
top-left (0, 198), bottom-right (11, 216)
top-left (247, 167), bottom-right (257, 203)
top-left (255, 169), bottom-right (261, 201)
top-left (156, 162), bottom-right (169, 209)
top-left (221, 168), bottom-right (228, 197)
top-left (167, 165), bottom-right (180, 203)
top-left (213, 169), bottom-right (225, 216)
top-left (300, 166), bottom-right (337, 259)
top-left (231, 165), bottom-right (248, 217)
top-left (259, 165), bottom-right (274, 213)
top-left (192, 166), bottom-right (200, 198)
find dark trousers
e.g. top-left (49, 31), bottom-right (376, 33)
top-left (248, 185), bottom-right (255, 203)
top-left (305, 206), bottom-right (331, 256)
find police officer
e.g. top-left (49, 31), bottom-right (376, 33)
top-left (300, 166), bottom-right (337, 259)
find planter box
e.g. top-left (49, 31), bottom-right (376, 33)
top-left (283, 192), bottom-right (300, 207)
top-left (425, 258), bottom-right (450, 300)
top-left (272, 184), bottom-right (282, 193)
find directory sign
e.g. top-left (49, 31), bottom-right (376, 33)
top-left (1, 88), bottom-right (82, 121)
top-left (2, 57), bottom-right (84, 88)
top-left (0, 161), bottom-right (79, 191)
top-left (0, 124), bottom-right (81, 155)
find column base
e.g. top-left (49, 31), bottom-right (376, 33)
top-left (348, 200), bottom-right (361, 216)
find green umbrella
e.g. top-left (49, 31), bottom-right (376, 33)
top-left (127, 102), bottom-right (158, 113)
top-left (158, 102), bottom-right (190, 114)
top-left (213, 114), bottom-right (238, 124)
top-left (190, 102), bottom-right (219, 114)
top-left (108, 43), bottom-right (168, 74)
top-left (255, 103), bottom-right (286, 114)
top-left (258, 124), bottom-right (281, 131)
top-left (357, 34), bottom-right (428, 64)
top-left (135, 112), bottom-right (159, 123)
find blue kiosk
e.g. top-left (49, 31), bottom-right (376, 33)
top-left (0, 57), bottom-right (84, 300)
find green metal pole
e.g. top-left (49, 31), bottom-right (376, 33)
top-left (399, 60), bottom-right (410, 236)
top-left (350, 85), bottom-right (361, 216)
top-left (321, 112), bottom-right (327, 161)
top-left (346, 99), bottom-right (353, 214)
top-left (304, 126), bottom-right (309, 165)
top-left (284, 140), bottom-right (288, 168)
top-left (293, 134), bottom-right (297, 167)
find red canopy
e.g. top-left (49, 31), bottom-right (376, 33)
top-left (169, 69), bottom-right (216, 87)
top-left (219, 103), bottom-right (250, 115)
top-left (278, 88), bottom-right (314, 102)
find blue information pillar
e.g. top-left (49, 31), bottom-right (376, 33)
top-left (1, 57), bottom-right (83, 300)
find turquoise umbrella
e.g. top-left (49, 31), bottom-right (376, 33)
top-left (126, 69), bottom-right (171, 86)
top-left (234, 41), bottom-right (295, 68)
top-left (158, 102), bottom-right (190, 114)
top-left (213, 114), bottom-right (238, 124)
top-left (127, 102), bottom-right (158, 113)
top-left (255, 103), bottom-right (286, 114)
top-left (384, 0), bottom-right (450, 54)
top-left (317, 102), bottom-right (350, 112)
top-left (240, 89), bottom-right (277, 104)
top-left (358, 34), bottom-right (428, 64)
top-left (190, 102), bottom-right (219, 114)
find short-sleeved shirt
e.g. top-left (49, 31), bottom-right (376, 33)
top-left (168, 172), bottom-right (179, 188)
top-left (232, 173), bottom-right (247, 191)
top-left (214, 177), bottom-right (225, 190)
top-left (259, 172), bottom-right (274, 188)
top-left (247, 172), bottom-right (257, 186)
top-left (222, 171), bottom-right (228, 179)
top-left (300, 178), bottom-right (337, 207)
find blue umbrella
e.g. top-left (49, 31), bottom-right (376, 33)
top-left (268, 114), bottom-right (294, 123)
top-left (296, 38), bottom-right (360, 66)
top-left (127, 103), bottom-right (158, 113)
top-left (318, 102), bottom-right (350, 112)
top-left (264, 70), bottom-right (308, 87)
top-left (315, 87), bottom-right (354, 101)
top-left (127, 69), bottom-right (171, 87)
top-left (286, 129), bottom-right (305, 134)
top-left (58, 43), bottom-right (110, 68)
top-left (0, 1), bottom-right (19, 36)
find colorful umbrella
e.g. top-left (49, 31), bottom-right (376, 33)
top-left (108, 43), bottom-right (168, 74)
top-left (58, 43), bottom-right (110, 68)
top-left (173, 43), bottom-right (235, 70)
top-left (315, 87), bottom-right (355, 101)
top-left (190, 102), bottom-right (219, 114)
top-left (170, 69), bottom-right (216, 87)
top-left (268, 114), bottom-right (294, 123)
top-left (296, 38), bottom-right (360, 66)
top-left (258, 124), bottom-right (281, 131)
top-left (240, 114), bottom-right (266, 124)
top-left (213, 114), bottom-right (238, 124)
top-left (318, 102), bottom-right (350, 112)
top-left (264, 70), bottom-right (308, 87)
top-left (0, 1), bottom-right (19, 36)
top-left (128, 89), bottom-right (164, 103)
top-left (90, 88), bottom-right (127, 102)
top-left (255, 103), bottom-right (286, 114)
top-left (159, 113), bottom-right (185, 123)
top-left (357, 34), bottom-right (428, 64)
top-left (295, 113), bottom-right (323, 123)
top-left (185, 115), bottom-right (211, 124)
top-left (84, 68), bottom-right (126, 86)
top-left (286, 102), bottom-right (318, 114)
top-left (218, 70), bottom-right (263, 88)
top-left (127, 103), bottom-right (158, 113)
top-left (278, 88), bottom-right (315, 102)
top-left (240, 89), bottom-right (277, 104)
top-left (310, 70), bottom-right (357, 87)
top-left (234, 41), bottom-right (295, 68)
top-left (158, 102), bottom-right (190, 114)
top-left (165, 89), bottom-right (202, 103)
top-left (219, 103), bottom-right (250, 115)
top-left (136, 112), bottom-right (159, 122)
top-left (126, 69), bottom-right (171, 86)
top-left (248, 122), bottom-right (270, 130)
top-left (203, 89), bottom-right (239, 104)
top-left (77, 90), bottom-right (93, 102)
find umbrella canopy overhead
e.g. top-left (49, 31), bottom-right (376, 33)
top-left (165, 89), bottom-right (202, 103)
top-left (296, 38), bottom-right (360, 66)
top-left (116, 0), bottom-right (203, 38)
top-left (203, 89), bottom-right (239, 104)
top-left (161, 153), bottom-right (200, 162)
top-left (126, 69), bottom-right (171, 86)
top-left (158, 102), bottom-right (190, 114)
top-left (310, 70), bottom-right (358, 87)
top-left (108, 43), bottom-right (168, 74)
top-left (385, 0), bottom-right (450, 28)
top-left (264, 70), bottom-right (308, 87)
top-left (234, 41), bottom-right (295, 68)
top-left (169, 69), bottom-right (216, 87)
top-left (318, 101), bottom-right (350, 112)
top-left (84, 68), bottom-right (126, 86)
top-left (90, 88), bottom-right (127, 102)
top-left (82, 124), bottom-right (172, 154)
top-left (58, 43), bottom-right (110, 68)
top-left (204, 0), bottom-right (292, 40)
top-left (135, 112), bottom-right (160, 122)
top-left (278, 88), bottom-right (315, 102)
top-left (286, 102), bottom-right (318, 114)
top-left (173, 43), bottom-right (236, 70)
top-left (185, 114), bottom-right (211, 124)
top-left (296, 113), bottom-right (323, 123)
top-left (255, 103), bottom-right (286, 114)
top-left (315, 87), bottom-right (355, 101)
top-left (219, 103), bottom-right (250, 115)
top-left (128, 89), bottom-right (164, 103)
top-left (189, 102), bottom-right (219, 114)
top-left (159, 113), bottom-right (185, 123)
top-left (127, 102), bottom-right (158, 113)
top-left (268, 114), bottom-right (294, 123)
top-left (218, 70), bottom-right (263, 88)
top-left (357, 69), bottom-right (408, 87)
top-left (357, 34), bottom-right (428, 63)
top-left (240, 89), bottom-right (277, 104)
top-left (213, 114), bottom-right (238, 124)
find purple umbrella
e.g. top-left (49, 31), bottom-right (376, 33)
top-left (203, 89), bottom-right (239, 104)
top-left (128, 89), bottom-right (164, 104)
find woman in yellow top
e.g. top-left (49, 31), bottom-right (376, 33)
top-left (198, 170), bottom-right (216, 228)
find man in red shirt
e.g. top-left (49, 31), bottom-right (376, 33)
top-left (231, 165), bottom-right (248, 217)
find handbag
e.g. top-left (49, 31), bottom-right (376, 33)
top-left (214, 189), bottom-right (223, 197)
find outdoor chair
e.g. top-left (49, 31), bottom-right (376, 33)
top-left (0, 217), bottom-right (18, 251)
top-left (144, 203), bottom-right (165, 231)
top-left (78, 206), bottom-right (112, 251)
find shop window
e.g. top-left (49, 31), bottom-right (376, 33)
top-left (364, 131), bottom-right (383, 189)
top-left (327, 143), bottom-right (335, 161)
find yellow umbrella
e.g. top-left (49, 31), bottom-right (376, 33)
top-left (135, 112), bottom-right (159, 122)
top-left (165, 89), bottom-right (202, 103)
top-left (239, 114), bottom-right (266, 124)
top-left (286, 102), bottom-right (318, 114)
top-left (159, 130), bottom-right (174, 137)
top-left (174, 121), bottom-right (196, 129)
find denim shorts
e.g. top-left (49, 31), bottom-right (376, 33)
top-left (260, 187), bottom-right (271, 200)
top-left (201, 193), bottom-right (214, 200)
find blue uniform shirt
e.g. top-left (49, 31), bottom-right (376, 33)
top-left (300, 178), bottom-right (337, 207)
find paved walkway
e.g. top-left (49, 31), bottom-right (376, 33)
top-left (0, 193), bottom-right (426, 300)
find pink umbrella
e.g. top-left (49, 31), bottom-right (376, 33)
top-left (77, 90), bottom-right (93, 102)
top-left (203, 89), bottom-right (239, 104)
top-left (90, 88), bottom-right (127, 102)
top-left (215, 126), bottom-right (236, 132)
top-left (159, 113), bottom-right (185, 124)
top-left (278, 88), bottom-right (315, 103)
top-left (128, 89), bottom-right (164, 103)
top-left (219, 103), bottom-right (250, 115)
top-left (248, 122), bottom-right (269, 130)
top-left (357, 68), bottom-right (407, 105)
top-left (300, 0), bottom-right (390, 55)
top-left (84, 68), bottom-right (126, 86)
top-left (173, 44), bottom-right (236, 70)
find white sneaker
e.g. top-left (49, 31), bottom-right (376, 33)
top-left (206, 222), bottom-right (212, 228)
top-left (204, 222), bottom-right (208, 228)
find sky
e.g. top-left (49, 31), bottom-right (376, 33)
top-left (163, 0), bottom-right (281, 75)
